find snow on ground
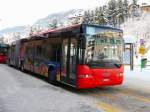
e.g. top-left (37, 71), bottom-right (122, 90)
top-left (124, 65), bottom-right (150, 92)
top-left (125, 65), bottom-right (150, 80)
top-left (0, 64), bottom-right (102, 112)
top-left (121, 12), bottom-right (150, 66)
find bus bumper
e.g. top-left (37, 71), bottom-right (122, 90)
top-left (77, 76), bottom-right (123, 89)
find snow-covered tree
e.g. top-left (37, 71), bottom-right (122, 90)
top-left (130, 0), bottom-right (140, 18)
top-left (97, 7), bottom-right (107, 25)
top-left (50, 19), bottom-right (58, 29)
top-left (102, 5), bottom-right (109, 25)
top-left (117, 0), bottom-right (124, 26)
top-left (123, 0), bottom-right (129, 21)
top-left (107, 0), bottom-right (117, 27)
top-left (29, 26), bottom-right (34, 36)
top-left (13, 32), bottom-right (21, 40)
top-left (83, 10), bottom-right (91, 24)
top-left (90, 10), bottom-right (95, 24)
top-left (95, 7), bottom-right (100, 24)
top-left (0, 37), bottom-right (4, 44)
top-left (122, 13), bottom-right (150, 54)
top-left (132, 0), bottom-right (138, 5)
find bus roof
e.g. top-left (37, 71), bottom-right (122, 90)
top-left (30, 24), bottom-right (123, 40)
top-left (38, 24), bottom-right (122, 35)
top-left (39, 24), bottom-right (81, 35)
top-left (83, 24), bottom-right (123, 32)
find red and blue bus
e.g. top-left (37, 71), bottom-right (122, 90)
top-left (0, 44), bottom-right (9, 63)
top-left (9, 24), bottom-right (124, 88)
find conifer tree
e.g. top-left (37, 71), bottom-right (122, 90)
top-left (102, 5), bottom-right (108, 25)
top-left (123, 0), bottom-right (129, 21)
top-left (51, 19), bottom-right (58, 29)
top-left (95, 7), bottom-right (100, 24)
top-left (90, 10), bottom-right (95, 24)
top-left (98, 7), bottom-right (107, 25)
top-left (131, 0), bottom-right (139, 18)
top-left (83, 10), bottom-right (91, 24)
top-left (132, 0), bottom-right (137, 5)
top-left (117, 0), bottom-right (124, 25)
top-left (107, 0), bottom-right (117, 27)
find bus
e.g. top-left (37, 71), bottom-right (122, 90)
top-left (0, 44), bottom-right (9, 63)
top-left (8, 24), bottom-right (124, 88)
top-left (8, 39), bottom-right (27, 67)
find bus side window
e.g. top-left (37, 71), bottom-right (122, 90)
top-left (36, 46), bottom-right (42, 57)
top-left (70, 39), bottom-right (78, 76)
top-left (70, 43), bottom-right (76, 64)
top-left (78, 38), bottom-right (85, 64)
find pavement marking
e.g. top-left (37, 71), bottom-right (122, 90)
top-left (87, 88), bottom-right (150, 112)
top-left (94, 101), bottom-right (123, 112)
top-left (92, 93), bottom-right (116, 100)
top-left (86, 89), bottom-right (116, 100)
top-left (117, 89), bottom-right (150, 103)
top-left (90, 93), bottom-right (123, 112)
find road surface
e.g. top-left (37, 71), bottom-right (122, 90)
top-left (0, 64), bottom-right (150, 112)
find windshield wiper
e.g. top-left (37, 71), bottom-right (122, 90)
top-left (114, 63), bottom-right (121, 68)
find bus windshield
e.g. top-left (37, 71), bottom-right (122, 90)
top-left (84, 26), bottom-right (123, 68)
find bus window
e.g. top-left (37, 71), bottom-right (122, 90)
top-left (36, 46), bottom-right (42, 57)
top-left (70, 38), bottom-right (77, 79)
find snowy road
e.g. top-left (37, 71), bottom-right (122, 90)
top-left (0, 64), bottom-right (150, 112)
top-left (0, 64), bottom-right (101, 112)
top-left (82, 66), bottom-right (150, 112)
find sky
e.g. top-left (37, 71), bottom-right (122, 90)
top-left (0, 0), bottom-right (106, 30)
top-left (0, 0), bottom-right (149, 30)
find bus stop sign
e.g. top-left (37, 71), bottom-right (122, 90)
top-left (139, 45), bottom-right (146, 55)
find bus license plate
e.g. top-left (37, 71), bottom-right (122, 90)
top-left (103, 78), bottom-right (110, 82)
top-left (102, 73), bottom-right (110, 77)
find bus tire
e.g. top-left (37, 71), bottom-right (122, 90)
top-left (48, 69), bottom-right (58, 85)
top-left (20, 62), bottom-right (24, 72)
top-left (7, 59), bottom-right (10, 66)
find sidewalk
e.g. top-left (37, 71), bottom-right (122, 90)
top-left (124, 65), bottom-right (150, 81)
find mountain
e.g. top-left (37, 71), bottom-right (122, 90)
top-left (0, 26), bottom-right (28, 36)
top-left (0, 9), bottom-right (84, 37)
top-left (0, 9), bottom-right (84, 44)
top-left (33, 9), bottom-right (84, 29)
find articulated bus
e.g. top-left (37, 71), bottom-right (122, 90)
top-left (8, 39), bottom-right (27, 67)
top-left (0, 44), bottom-right (9, 63)
top-left (8, 24), bottom-right (124, 88)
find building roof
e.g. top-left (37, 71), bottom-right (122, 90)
top-left (141, 5), bottom-right (150, 8)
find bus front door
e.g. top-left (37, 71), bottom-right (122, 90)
top-left (61, 38), bottom-right (77, 86)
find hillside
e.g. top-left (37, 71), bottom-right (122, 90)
top-left (0, 26), bottom-right (28, 36)
top-left (0, 9), bottom-right (84, 36)
top-left (34, 9), bottom-right (84, 29)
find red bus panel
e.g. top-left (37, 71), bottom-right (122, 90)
top-left (77, 65), bottom-right (124, 89)
top-left (0, 55), bottom-right (7, 63)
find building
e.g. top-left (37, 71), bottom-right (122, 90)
top-left (141, 4), bottom-right (150, 13)
top-left (128, 4), bottom-right (141, 18)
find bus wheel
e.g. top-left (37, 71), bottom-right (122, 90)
top-left (7, 59), bottom-right (11, 66)
top-left (21, 64), bottom-right (24, 72)
top-left (48, 70), bottom-right (58, 85)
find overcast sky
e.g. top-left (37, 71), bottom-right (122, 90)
top-left (0, 0), bottom-right (149, 30)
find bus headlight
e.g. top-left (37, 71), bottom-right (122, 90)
top-left (117, 73), bottom-right (123, 77)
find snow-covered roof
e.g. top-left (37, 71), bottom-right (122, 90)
top-left (141, 4), bottom-right (150, 7)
